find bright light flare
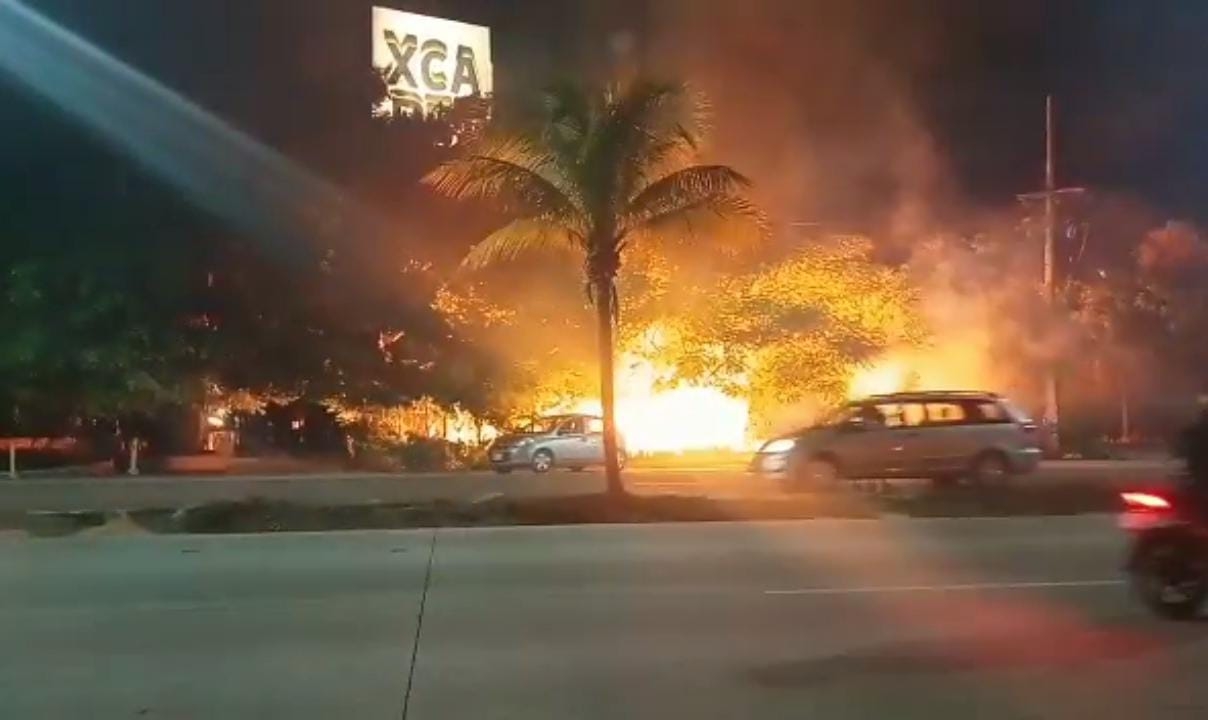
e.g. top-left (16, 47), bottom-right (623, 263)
top-left (1120, 492), bottom-right (1171, 510)
top-left (567, 357), bottom-right (750, 454)
top-left (849, 358), bottom-right (911, 398)
top-left (848, 345), bottom-right (1003, 400)
top-left (618, 385), bottom-right (750, 454)
top-left (0, 1), bottom-right (390, 254)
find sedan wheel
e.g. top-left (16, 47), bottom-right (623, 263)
top-left (531, 450), bottom-right (554, 474)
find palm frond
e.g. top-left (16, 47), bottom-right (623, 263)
top-left (624, 165), bottom-right (752, 228)
top-left (537, 82), bottom-right (597, 206)
top-left (460, 218), bottom-right (583, 271)
top-left (429, 79), bottom-right (765, 280)
top-left (424, 136), bottom-right (585, 229)
top-left (577, 81), bottom-right (704, 219)
top-left (541, 81), bottom-right (592, 154)
top-left (625, 194), bottom-right (768, 251)
top-left (608, 82), bottom-right (710, 195)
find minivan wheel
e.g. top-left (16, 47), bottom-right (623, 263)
top-left (929, 474), bottom-right (959, 490)
top-left (788, 456), bottom-right (840, 491)
top-left (969, 452), bottom-right (1009, 487)
top-left (531, 450), bottom-right (554, 473)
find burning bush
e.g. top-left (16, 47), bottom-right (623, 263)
top-left (646, 235), bottom-right (925, 437)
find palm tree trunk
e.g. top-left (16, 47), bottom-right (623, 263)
top-left (594, 277), bottom-right (625, 498)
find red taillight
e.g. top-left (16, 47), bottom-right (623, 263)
top-left (1121, 491), bottom-right (1171, 510)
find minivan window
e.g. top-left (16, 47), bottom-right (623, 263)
top-left (876, 402), bottom-right (925, 428)
top-left (925, 402), bottom-right (967, 424)
top-left (1000, 399), bottom-right (1033, 423)
top-left (971, 401), bottom-right (1010, 423)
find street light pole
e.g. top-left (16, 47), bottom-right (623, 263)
top-left (1042, 95), bottom-right (1059, 451)
top-left (1018, 95), bottom-right (1085, 455)
top-left (1044, 96), bottom-right (1056, 302)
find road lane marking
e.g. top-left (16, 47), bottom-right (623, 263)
top-left (764, 579), bottom-right (1125, 596)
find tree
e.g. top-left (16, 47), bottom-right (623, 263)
top-left (1134, 222), bottom-right (1208, 391)
top-left (649, 236), bottom-right (924, 435)
top-left (424, 80), bottom-right (764, 495)
top-left (0, 248), bottom-right (194, 446)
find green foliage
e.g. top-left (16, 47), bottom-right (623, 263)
top-left (1134, 222), bottom-right (1208, 388)
top-left (0, 106), bottom-right (485, 438)
top-left (1064, 220), bottom-right (1208, 401)
top-left (650, 236), bottom-right (924, 431)
top-left (0, 253), bottom-right (191, 431)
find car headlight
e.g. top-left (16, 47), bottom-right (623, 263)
top-left (760, 438), bottom-right (797, 454)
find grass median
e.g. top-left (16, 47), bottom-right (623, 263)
top-left (0, 482), bottom-right (1125, 537)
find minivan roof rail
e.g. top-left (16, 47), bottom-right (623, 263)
top-left (865, 390), bottom-right (1000, 399)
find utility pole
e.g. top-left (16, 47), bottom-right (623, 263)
top-left (1044, 95), bottom-right (1056, 306)
top-left (1018, 95), bottom-right (1085, 455)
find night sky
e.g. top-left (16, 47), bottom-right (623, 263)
top-left (3, 0), bottom-right (1207, 237)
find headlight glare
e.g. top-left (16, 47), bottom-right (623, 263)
top-left (761, 438), bottom-right (797, 454)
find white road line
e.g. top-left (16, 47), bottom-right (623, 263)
top-left (630, 483), bottom-right (699, 488)
top-left (764, 579), bottom-right (1125, 596)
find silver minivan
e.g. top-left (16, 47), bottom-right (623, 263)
top-left (750, 391), bottom-right (1042, 489)
top-left (488, 414), bottom-right (627, 473)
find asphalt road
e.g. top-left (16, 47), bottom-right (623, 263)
top-left (5, 516), bottom-right (1208, 718)
top-left (0, 459), bottom-right (1176, 512)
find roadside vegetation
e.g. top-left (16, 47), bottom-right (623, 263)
top-left (1, 483), bottom-right (1126, 538)
top-left (3, 75), bottom-right (1205, 471)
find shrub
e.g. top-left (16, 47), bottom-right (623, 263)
top-left (393, 436), bottom-right (451, 472)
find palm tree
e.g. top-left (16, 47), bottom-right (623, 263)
top-left (424, 80), bottom-right (764, 497)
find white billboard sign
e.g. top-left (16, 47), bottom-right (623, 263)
top-left (372, 7), bottom-right (493, 118)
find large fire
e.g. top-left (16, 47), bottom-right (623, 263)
top-left (553, 334), bottom-right (995, 454)
top-left (569, 356), bottom-right (751, 454)
top-left (563, 350), bottom-right (993, 454)
top-left (576, 353), bottom-right (958, 454)
top-left (848, 343), bottom-right (998, 399)
top-left (848, 358), bottom-right (913, 398)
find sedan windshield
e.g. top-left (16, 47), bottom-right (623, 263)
top-left (521, 417), bottom-right (563, 434)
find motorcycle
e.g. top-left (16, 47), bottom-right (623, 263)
top-left (1120, 484), bottom-right (1208, 620)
